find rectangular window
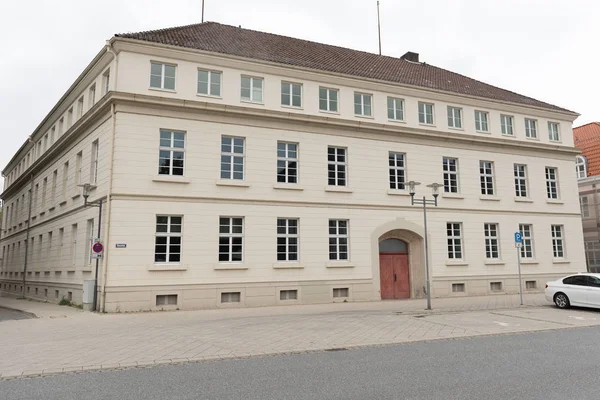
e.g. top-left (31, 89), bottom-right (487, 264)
top-left (58, 228), bottom-right (64, 263)
top-left (77, 96), bottom-right (84, 118)
top-left (551, 225), bottom-right (564, 258)
top-left (75, 152), bottom-right (83, 185)
top-left (327, 147), bottom-right (347, 186)
top-left (581, 196), bottom-right (590, 218)
top-left (545, 167), bottom-right (559, 199)
top-left (280, 290), bottom-right (298, 300)
top-left (328, 219), bottom-right (349, 261)
top-left (102, 69), bottom-right (110, 95)
top-left (388, 152), bottom-right (406, 190)
top-left (526, 281), bottom-right (537, 290)
top-left (418, 102), bottom-right (434, 125)
top-left (319, 87), bottom-right (338, 112)
top-left (354, 92), bottom-right (372, 116)
top-left (86, 219), bottom-right (94, 265)
top-left (501, 115), bottom-right (514, 136)
top-left (240, 76), bottom-right (263, 102)
top-left (586, 241), bottom-right (600, 267)
top-left (158, 130), bottom-right (185, 176)
top-left (156, 294), bottom-right (178, 306)
top-left (452, 283), bottom-right (465, 293)
top-left (525, 118), bottom-right (537, 139)
top-left (484, 223), bottom-right (500, 259)
top-left (333, 288), bottom-right (349, 298)
top-left (220, 136), bottom-right (245, 180)
top-left (221, 292), bottom-right (241, 303)
top-left (447, 106), bottom-right (462, 128)
top-left (281, 82), bottom-right (302, 107)
top-left (52, 125), bottom-right (56, 143)
top-left (277, 142), bottom-right (298, 184)
top-left (33, 184), bottom-right (39, 214)
top-left (519, 224), bottom-right (534, 259)
top-left (197, 69), bottom-right (221, 97)
top-left (447, 222), bottom-right (463, 259)
top-left (475, 111), bottom-right (489, 132)
top-left (90, 140), bottom-right (99, 184)
top-left (41, 178), bottom-right (47, 210)
top-left (150, 62), bottom-right (176, 90)
top-left (219, 217), bottom-right (243, 262)
top-left (490, 282), bottom-right (503, 292)
top-left (387, 97), bottom-right (404, 121)
top-left (154, 216), bottom-right (182, 263)
top-left (514, 164), bottom-right (528, 198)
top-left (71, 224), bottom-right (78, 267)
top-left (479, 161), bottom-right (495, 195)
top-left (277, 218), bottom-right (299, 261)
top-left (44, 134), bottom-right (48, 152)
top-left (67, 108), bottom-right (73, 128)
top-left (88, 84), bottom-right (96, 108)
top-left (62, 162), bottom-right (69, 199)
top-left (442, 157), bottom-right (459, 193)
top-left (548, 122), bottom-right (560, 142)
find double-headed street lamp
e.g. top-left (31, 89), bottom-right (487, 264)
top-left (408, 181), bottom-right (441, 311)
top-left (79, 183), bottom-right (102, 312)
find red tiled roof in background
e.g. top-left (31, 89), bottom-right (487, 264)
top-left (574, 122), bottom-right (600, 177)
top-left (116, 22), bottom-right (575, 114)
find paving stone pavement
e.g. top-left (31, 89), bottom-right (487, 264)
top-left (1, 293), bottom-right (599, 379)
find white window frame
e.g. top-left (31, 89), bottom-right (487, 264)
top-left (479, 161), bottom-right (495, 196)
top-left (418, 102), bottom-right (434, 125)
top-left (501, 115), bottom-right (514, 136)
top-left (88, 84), bottom-right (96, 108)
top-left (354, 92), bottom-right (373, 117)
top-left (513, 164), bottom-right (528, 198)
top-left (158, 130), bottom-right (185, 176)
top-left (220, 136), bottom-right (245, 180)
top-left (576, 156), bottom-right (587, 179)
top-left (277, 218), bottom-right (299, 262)
top-left (197, 69), bottom-right (222, 97)
top-left (327, 146), bottom-right (347, 187)
top-left (154, 215), bottom-right (183, 263)
top-left (525, 118), bottom-right (538, 139)
top-left (519, 224), bottom-right (534, 259)
top-left (75, 152), bottom-right (83, 186)
top-left (329, 219), bottom-right (349, 261)
top-left (387, 97), bottom-right (404, 121)
top-left (240, 75), bottom-right (263, 103)
top-left (102, 69), bottom-right (110, 95)
top-left (219, 217), bottom-right (244, 262)
top-left (447, 106), bottom-right (462, 129)
top-left (475, 110), bottom-right (489, 132)
top-left (545, 167), bottom-right (559, 200)
top-left (277, 142), bottom-right (298, 184)
top-left (319, 87), bottom-right (339, 113)
top-left (551, 225), bottom-right (565, 258)
top-left (484, 223), bottom-right (500, 259)
top-left (548, 122), bottom-right (560, 142)
top-left (71, 224), bottom-right (78, 267)
top-left (447, 222), bottom-right (463, 260)
top-left (150, 62), bottom-right (176, 91)
top-left (442, 157), bottom-right (459, 193)
top-left (388, 152), bottom-right (406, 190)
top-left (86, 219), bottom-right (94, 265)
top-left (281, 81), bottom-right (302, 108)
top-left (581, 196), bottom-right (590, 218)
top-left (90, 140), bottom-right (99, 184)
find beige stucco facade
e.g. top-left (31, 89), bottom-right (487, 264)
top-left (0, 37), bottom-right (585, 312)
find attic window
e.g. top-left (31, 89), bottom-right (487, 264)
top-left (576, 156), bottom-right (587, 180)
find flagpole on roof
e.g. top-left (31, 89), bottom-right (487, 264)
top-left (377, 1), bottom-right (382, 55)
top-left (202, 0), bottom-right (205, 23)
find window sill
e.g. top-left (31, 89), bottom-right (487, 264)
top-left (214, 264), bottom-right (248, 270)
top-left (546, 199), bottom-right (564, 205)
top-left (216, 180), bottom-right (250, 188)
top-left (39, 211), bottom-right (46, 216)
top-left (480, 195), bottom-right (501, 201)
top-left (476, 130), bottom-right (491, 134)
top-left (273, 263), bottom-right (304, 269)
top-left (549, 140), bottom-right (562, 144)
top-left (326, 261), bottom-right (355, 268)
top-left (48, 206), bottom-right (56, 211)
top-left (525, 137), bottom-right (540, 141)
top-left (196, 93), bottom-right (222, 100)
top-left (281, 104), bottom-right (304, 111)
top-left (59, 199), bottom-right (67, 206)
top-left (149, 87), bottom-right (177, 94)
top-left (319, 110), bottom-right (341, 116)
top-left (325, 186), bottom-right (353, 193)
top-left (71, 193), bottom-right (81, 200)
top-left (502, 134), bottom-right (515, 138)
top-left (387, 119), bottom-right (406, 124)
top-left (484, 260), bottom-right (505, 265)
top-left (514, 197), bottom-right (534, 203)
top-left (153, 176), bottom-right (191, 184)
top-left (149, 264), bottom-right (188, 271)
top-left (442, 193), bottom-right (464, 199)
top-left (552, 259), bottom-right (570, 264)
top-left (240, 99), bottom-right (264, 105)
top-left (387, 189), bottom-right (410, 196)
top-left (418, 123), bottom-right (436, 128)
top-left (448, 126), bottom-right (464, 131)
top-left (355, 114), bottom-right (374, 120)
top-left (273, 183), bottom-right (304, 191)
top-left (445, 261), bottom-right (469, 266)
top-left (520, 259), bottom-right (539, 265)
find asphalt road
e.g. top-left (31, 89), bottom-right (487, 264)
top-left (2, 326), bottom-right (599, 400)
top-left (0, 307), bottom-right (33, 322)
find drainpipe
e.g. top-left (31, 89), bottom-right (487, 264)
top-left (21, 173), bottom-right (34, 298)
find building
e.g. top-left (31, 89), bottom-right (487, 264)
top-left (574, 122), bottom-right (600, 272)
top-left (0, 22), bottom-right (584, 312)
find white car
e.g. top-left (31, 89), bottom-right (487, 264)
top-left (545, 273), bottom-right (600, 309)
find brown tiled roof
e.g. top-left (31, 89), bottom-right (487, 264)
top-left (574, 122), bottom-right (600, 177)
top-left (116, 22), bottom-right (575, 114)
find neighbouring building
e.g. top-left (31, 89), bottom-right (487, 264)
top-left (0, 22), bottom-right (585, 312)
top-left (574, 122), bottom-right (600, 272)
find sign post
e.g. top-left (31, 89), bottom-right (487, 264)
top-left (514, 232), bottom-right (523, 306)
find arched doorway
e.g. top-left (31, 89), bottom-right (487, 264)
top-left (379, 239), bottom-right (410, 299)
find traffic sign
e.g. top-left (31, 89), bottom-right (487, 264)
top-left (514, 232), bottom-right (523, 243)
top-left (92, 240), bottom-right (104, 259)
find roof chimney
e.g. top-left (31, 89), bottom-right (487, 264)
top-left (401, 51), bottom-right (419, 63)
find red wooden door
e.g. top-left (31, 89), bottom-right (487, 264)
top-left (379, 254), bottom-right (410, 299)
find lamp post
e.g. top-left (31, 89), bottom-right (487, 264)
top-left (79, 183), bottom-right (102, 312)
top-left (408, 181), bottom-right (441, 311)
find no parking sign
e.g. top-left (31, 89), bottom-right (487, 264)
top-left (92, 240), bottom-right (104, 259)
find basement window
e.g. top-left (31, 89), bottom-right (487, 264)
top-left (526, 281), bottom-right (537, 290)
top-left (55, 290), bottom-right (59, 299)
top-left (490, 282), bottom-right (503, 292)
top-left (333, 288), bottom-right (349, 298)
top-left (280, 290), bottom-right (298, 301)
top-left (156, 294), bottom-right (178, 306)
top-left (221, 292), bottom-right (241, 303)
top-left (452, 283), bottom-right (465, 293)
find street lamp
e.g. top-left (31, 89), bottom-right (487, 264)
top-left (408, 181), bottom-right (441, 311)
top-left (78, 183), bottom-right (102, 312)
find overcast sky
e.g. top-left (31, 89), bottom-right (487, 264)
top-left (1, 0), bottom-right (598, 190)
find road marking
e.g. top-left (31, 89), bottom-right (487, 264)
top-left (493, 321), bottom-right (520, 327)
top-left (569, 316), bottom-right (596, 321)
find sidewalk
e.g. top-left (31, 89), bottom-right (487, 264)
top-left (1, 293), bottom-right (598, 379)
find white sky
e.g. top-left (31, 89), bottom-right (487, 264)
top-left (1, 0), bottom-right (598, 190)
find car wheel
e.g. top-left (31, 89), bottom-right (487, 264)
top-left (554, 293), bottom-right (570, 309)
